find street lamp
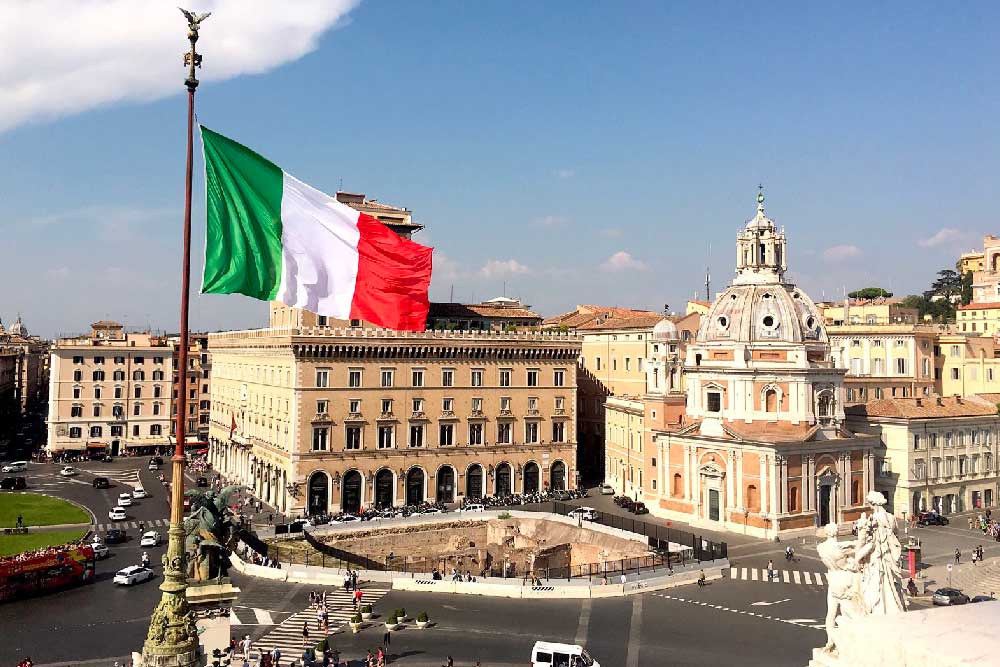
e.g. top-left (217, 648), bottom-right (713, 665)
top-left (901, 509), bottom-right (908, 535)
top-left (738, 506), bottom-right (748, 535)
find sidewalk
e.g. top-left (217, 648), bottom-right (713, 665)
top-left (918, 555), bottom-right (1000, 598)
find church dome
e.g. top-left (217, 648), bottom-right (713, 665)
top-left (696, 282), bottom-right (826, 344)
top-left (9, 314), bottom-right (25, 337)
top-left (652, 317), bottom-right (679, 341)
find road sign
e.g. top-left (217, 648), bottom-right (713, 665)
top-left (947, 564), bottom-right (953, 571)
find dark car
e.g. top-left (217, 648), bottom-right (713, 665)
top-left (105, 528), bottom-right (127, 544)
top-left (630, 501), bottom-right (649, 515)
top-left (151, 456), bottom-right (164, 465)
top-left (917, 512), bottom-right (949, 526)
top-left (196, 476), bottom-right (208, 488)
top-left (1, 476), bottom-right (27, 490)
top-left (93, 477), bottom-right (111, 489)
top-left (932, 588), bottom-right (970, 606)
top-left (971, 595), bottom-right (996, 603)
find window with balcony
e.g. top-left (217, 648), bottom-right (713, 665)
top-left (112, 370), bottom-right (125, 381)
top-left (442, 369), bottom-right (454, 387)
top-left (315, 369), bottom-right (330, 388)
top-left (88, 426), bottom-right (101, 438)
top-left (409, 424), bottom-right (424, 447)
top-left (152, 370), bottom-right (164, 381)
top-left (346, 426), bottom-right (361, 450)
top-left (381, 369), bottom-right (394, 387)
top-left (525, 421), bottom-right (538, 443)
top-left (378, 425), bottom-right (394, 449)
top-left (439, 423), bottom-right (454, 446)
top-left (133, 370), bottom-right (145, 381)
top-left (468, 423), bottom-right (483, 445)
top-left (312, 427), bottom-right (329, 451)
top-left (110, 425), bottom-right (122, 437)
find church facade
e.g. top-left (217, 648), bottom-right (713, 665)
top-left (647, 193), bottom-right (880, 538)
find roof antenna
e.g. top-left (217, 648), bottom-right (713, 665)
top-left (338, 176), bottom-right (343, 191)
top-left (450, 284), bottom-right (454, 302)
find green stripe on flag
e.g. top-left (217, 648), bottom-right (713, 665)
top-left (200, 126), bottom-right (284, 300)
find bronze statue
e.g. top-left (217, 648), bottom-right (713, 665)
top-left (182, 485), bottom-right (244, 581)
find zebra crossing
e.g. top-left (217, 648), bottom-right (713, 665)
top-left (252, 584), bottom-right (392, 657)
top-left (93, 516), bottom-right (171, 532)
top-left (728, 566), bottom-right (826, 586)
top-left (88, 467), bottom-right (143, 489)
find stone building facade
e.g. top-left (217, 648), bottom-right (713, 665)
top-left (171, 335), bottom-right (212, 443)
top-left (206, 326), bottom-right (581, 516)
top-left (46, 322), bottom-right (175, 455)
top-left (0, 315), bottom-right (48, 415)
top-left (645, 193), bottom-right (881, 538)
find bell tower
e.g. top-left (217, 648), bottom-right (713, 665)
top-left (734, 187), bottom-right (787, 286)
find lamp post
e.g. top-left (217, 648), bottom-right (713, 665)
top-left (140, 10), bottom-right (209, 666)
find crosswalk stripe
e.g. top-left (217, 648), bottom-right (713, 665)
top-left (254, 608), bottom-right (274, 625)
top-left (750, 568), bottom-right (758, 581)
top-left (804, 572), bottom-right (812, 585)
top-left (782, 570), bottom-right (790, 583)
top-left (730, 567), bottom-right (737, 579)
top-left (741, 567), bottom-right (748, 580)
top-left (793, 571), bottom-right (801, 584)
top-left (230, 610), bottom-right (244, 626)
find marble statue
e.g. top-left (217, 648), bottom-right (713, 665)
top-left (817, 491), bottom-right (906, 654)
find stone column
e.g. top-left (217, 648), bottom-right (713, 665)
top-left (683, 445), bottom-right (692, 500)
top-left (862, 450), bottom-right (871, 498)
top-left (780, 456), bottom-right (789, 514)
top-left (805, 456), bottom-right (815, 511)
top-left (760, 454), bottom-right (769, 515)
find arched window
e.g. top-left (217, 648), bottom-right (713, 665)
top-left (788, 486), bottom-right (799, 512)
top-left (746, 484), bottom-right (759, 512)
top-left (764, 389), bottom-right (778, 413)
top-left (672, 473), bottom-right (683, 497)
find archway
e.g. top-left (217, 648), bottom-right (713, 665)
top-left (375, 469), bottom-right (394, 509)
top-left (342, 470), bottom-right (362, 514)
top-left (550, 461), bottom-right (566, 490)
top-left (466, 464), bottom-right (484, 499)
top-left (436, 466), bottom-right (455, 503)
top-left (523, 462), bottom-right (540, 494)
top-left (495, 463), bottom-right (512, 496)
top-left (406, 468), bottom-right (425, 506)
top-left (308, 472), bottom-right (329, 516)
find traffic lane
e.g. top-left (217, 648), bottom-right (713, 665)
top-left (583, 595), bottom-right (632, 667)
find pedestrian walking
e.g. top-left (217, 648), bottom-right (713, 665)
top-left (302, 620), bottom-right (310, 644)
top-left (241, 635), bottom-right (253, 659)
top-left (383, 629), bottom-right (391, 649)
top-left (353, 588), bottom-right (363, 609)
top-left (271, 647), bottom-right (281, 667)
top-left (343, 570), bottom-right (351, 591)
top-left (767, 559), bottom-right (775, 581)
top-left (955, 548), bottom-right (961, 564)
top-left (351, 570), bottom-right (358, 591)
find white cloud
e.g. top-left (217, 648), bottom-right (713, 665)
top-left (600, 251), bottom-right (648, 272)
top-left (431, 251), bottom-right (462, 282)
top-left (45, 267), bottom-right (70, 281)
top-left (822, 244), bottom-right (862, 262)
top-left (917, 227), bottom-right (977, 248)
top-left (555, 168), bottom-right (575, 179)
top-left (536, 215), bottom-right (569, 228)
top-left (0, 0), bottom-right (359, 133)
top-left (599, 228), bottom-right (623, 238)
top-left (480, 259), bottom-right (531, 278)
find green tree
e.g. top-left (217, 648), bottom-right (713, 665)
top-left (961, 271), bottom-right (973, 305)
top-left (848, 287), bottom-right (893, 301)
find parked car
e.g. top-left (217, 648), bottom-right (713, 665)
top-left (117, 493), bottom-right (133, 507)
top-left (196, 476), bottom-right (208, 488)
top-left (420, 507), bottom-right (443, 514)
top-left (105, 528), bottom-right (127, 544)
top-left (917, 512), bottom-right (949, 526)
top-left (59, 466), bottom-right (78, 477)
top-left (463, 503), bottom-right (486, 512)
top-left (132, 486), bottom-right (147, 499)
top-left (630, 502), bottom-right (649, 515)
top-left (932, 588), bottom-right (970, 606)
top-left (568, 507), bottom-right (599, 521)
top-left (1, 461), bottom-right (27, 473)
top-left (599, 484), bottom-right (615, 495)
top-left (1, 476), bottom-right (26, 490)
top-left (91, 542), bottom-right (111, 559)
top-left (109, 506), bottom-right (127, 521)
top-left (139, 531), bottom-right (160, 547)
top-left (92, 476), bottom-right (110, 489)
top-left (971, 595), bottom-right (996, 603)
top-left (552, 490), bottom-right (572, 501)
top-left (113, 565), bottom-right (154, 586)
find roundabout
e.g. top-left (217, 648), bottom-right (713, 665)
top-left (0, 492), bottom-right (92, 556)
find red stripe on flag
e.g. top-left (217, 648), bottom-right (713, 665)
top-left (350, 213), bottom-right (433, 331)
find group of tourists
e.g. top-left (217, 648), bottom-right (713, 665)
top-left (969, 509), bottom-right (1000, 543)
top-left (0, 541), bottom-right (82, 565)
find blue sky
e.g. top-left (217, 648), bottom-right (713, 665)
top-left (3, 1), bottom-right (998, 337)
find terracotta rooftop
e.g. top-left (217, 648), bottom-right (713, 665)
top-left (958, 302), bottom-right (1000, 311)
top-left (335, 191), bottom-right (409, 213)
top-left (91, 320), bottom-right (123, 328)
top-left (721, 421), bottom-right (819, 443)
top-left (578, 312), bottom-right (666, 331)
top-left (429, 302), bottom-right (542, 320)
top-left (543, 305), bottom-right (662, 329)
top-left (846, 395), bottom-right (997, 419)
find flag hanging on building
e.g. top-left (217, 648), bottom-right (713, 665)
top-left (199, 126), bottom-right (433, 331)
top-left (229, 413), bottom-right (237, 440)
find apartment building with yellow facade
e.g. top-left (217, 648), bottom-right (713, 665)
top-left (207, 316), bottom-right (581, 516)
top-left (46, 321), bottom-right (176, 456)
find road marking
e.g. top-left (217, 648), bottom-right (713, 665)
top-left (574, 597), bottom-right (591, 646)
top-left (751, 598), bottom-right (791, 607)
top-left (230, 610), bottom-right (244, 625)
top-left (782, 570), bottom-right (790, 583)
top-left (625, 592), bottom-right (642, 667)
top-left (804, 572), bottom-right (813, 585)
top-left (253, 608), bottom-right (274, 625)
top-left (750, 568), bottom-right (758, 581)
top-left (793, 571), bottom-right (801, 584)
top-left (741, 567), bottom-right (748, 580)
top-left (655, 593), bottom-right (822, 632)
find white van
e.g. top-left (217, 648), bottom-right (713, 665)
top-left (1, 461), bottom-right (27, 473)
top-left (531, 641), bottom-right (599, 667)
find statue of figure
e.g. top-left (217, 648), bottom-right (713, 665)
top-left (817, 523), bottom-right (870, 652)
top-left (182, 485), bottom-right (244, 581)
top-left (857, 491), bottom-right (907, 615)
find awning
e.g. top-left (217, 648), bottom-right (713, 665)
top-left (87, 443), bottom-right (107, 449)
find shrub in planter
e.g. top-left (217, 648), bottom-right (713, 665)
top-left (417, 612), bottom-right (429, 623)
top-left (351, 613), bottom-right (362, 624)
top-left (360, 604), bottom-right (372, 614)
top-left (315, 638), bottom-right (328, 652)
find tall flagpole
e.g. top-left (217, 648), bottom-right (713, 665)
top-left (141, 9), bottom-right (210, 666)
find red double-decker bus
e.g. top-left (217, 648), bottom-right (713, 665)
top-left (0, 544), bottom-right (96, 602)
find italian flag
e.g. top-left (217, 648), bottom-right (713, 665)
top-left (199, 126), bottom-right (433, 331)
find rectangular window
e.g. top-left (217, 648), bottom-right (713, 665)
top-left (348, 369), bottom-right (362, 388)
top-left (135, 356), bottom-right (144, 365)
top-left (133, 403), bottom-right (141, 416)
top-left (69, 427), bottom-right (81, 438)
top-left (317, 315), bottom-right (328, 326)
top-left (525, 421), bottom-right (538, 443)
top-left (528, 396), bottom-right (538, 411)
top-left (315, 369), bottom-right (329, 388)
top-left (72, 387), bottom-right (81, 399)
top-left (73, 370), bottom-right (82, 382)
top-left (412, 398), bottom-right (423, 413)
top-left (707, 392), bottom-right (722, 412)
top-left (553, 369), bottom-right (565, 387)
top-left (114, 356), bottom-right (125, 364)
top-left (312, 427), bottom-right (329, 451)
top-left (94, 356), bottom-right (104, 365)
top-left (381, 369), bottom-right (394, 387)
top-left (471, 369), bottom-right (483, 387)
top-left (378, 426), bottom-right (394, 449)
top-left (500, 397), bottom-right (511, 412)
top-left (896, 358), bottom-right (906, 375)
top-left (469, 423), bottom-right (483, 445)
top-left (317, 400), bottom-right (329, 414)
top-left (132, 425), bottom-right (140, 437)
top-left (110, 425), bottom-right (122, 437)
top-left (442, 369), bottom-right (454, 387)
top-left (409, 424), bottom-right (424, 448)
top-left (497, 422), bottom-right (511, 444)
top-left (951, 368), bottom-right (960, 380)
top-left (90, 426), bottom-right (102, 438)
top-left (73, 355), bottom-right (83, 364)
top-left (555, 397), bottom-right (565, 411)
top-left (442, 398), bottom-right (453, 412)
top-left (472, 397), bottom-right (483, 412)
top-left (950, 345), bottom-right (960, 358)
top-left (71, 405), bottom-right (82, 417)
top-left (846, 387), bottom-right (855, 401)
top-left (499, 369), bottom-right (511, 387)
top-left (154, 356), bottom-right (164, 364)
top-left (439, 423), bottom-right (454, 446)
top-left (412, 369), bottom-right (424, 387)
top-left (153, 404), bottom-right (161, 416)
top-left (552, 421), bottom-right (565, 443)
top-left (874, 387), bottom-right (883, 399)
top-left (527, 370), bottom-right (538, 387)
top-left (596, 357), bottom-right (602, 371)
top-left (625, 358), bottom-right (631, 371)
top-left (381, 399), bottom-right (392, 414)
top-left (349, 399), bottom-right (360, 413)
top-left (612, 359), bottom-right (617, 371)
top-left (153, 386), bottom-right (162, 398)
top-left (345, 426), bottom-right (361, 450)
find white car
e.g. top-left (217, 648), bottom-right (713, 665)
top-left (420, 507), bottom-right (443, 515)
top-left (330, 515), bottom-right (360, 524)
top-left (91, 542), bottom-right (110, 559)
top-left (113, 565), bottom-right (154, 586)
top-left (132, 487), bottom-right (147, 499)
top-left (109, 506), bottom-right (127, 521)
top-left (598, 484), bottom-right (615, 495)
top-left (568, 507), bottom-right (599, 521)
top-left (59, 466), bottom-right (78, 477)
top-left (2, 461), bottom-right (27, 473)
top-left (463, 503), bottom-right (486, 512)
top-left (139, 531), bottom-right (160, 547)
top-left (117, 493), bottom-right (133, 507)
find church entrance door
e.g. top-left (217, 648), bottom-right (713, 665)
top-left (819, 485), bottom-right (832, 526)
top-left (708, 489), bottom-right (720, 521)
